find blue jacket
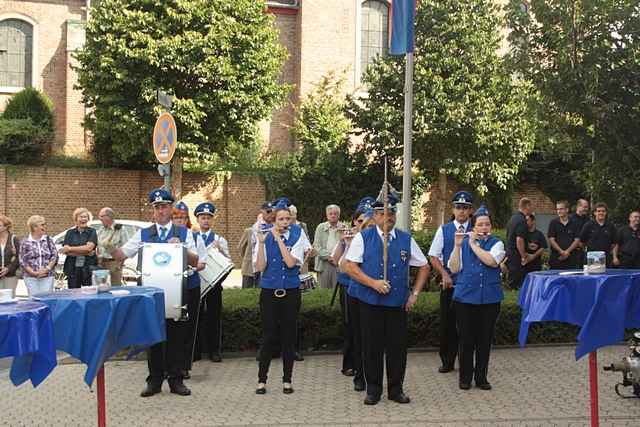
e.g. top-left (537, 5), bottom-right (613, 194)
top-left (260, 224), bottom-right (302, 290)
top-left (349, 227), bottom-right (411, 307)
top-left (452, 236), bottom-right (504, 305)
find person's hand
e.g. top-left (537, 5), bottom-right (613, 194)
top-left (500, 261), bottom-right (509, 275)
top-left (372, 279), bottom-right (390, 294)
top-left (468, 231), bottom-right (479, 244)
top-left (328, 256), bottom-right (336, 266)
top-left (613, 256), bottom-right (620, 266)
top-left (270, 227), bottom-right (281, 240)
top-left (405, 293), bottom-right (418, 312)
top-left (60, 245), bottom-right (70, 254)
top-left (521, 254), bottom-right (531, 266)
top-left (558, 250), bottom-right (569, 261)
top-left (441, 272), bottom-right (453, 289)
top-left (0, 267), bottom-right (7, 278)
top-left (454, 231), bottom-right (465, 248)
top-left (307, 247), bottom-right (317, 257)
top-left (257, 231), bottom-right (267, 244)
top-left (213, 241), bottom-right (221, 249)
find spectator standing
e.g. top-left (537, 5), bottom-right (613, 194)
top-left (505, 198), bottom-right (532, 289)
top-left (19, 215), bottom-right (57, 296)
top-left (61, 208), bottom-right (98, 289)
top-left (0, 215), bottom-right (20, 294)
top-left (96, 207), bottom-right (129, 285)
top-left (547, 200), bottom-right (581, 270)
top-left (314, 204), bottom-right (342, 289)
top-left (523, 214), bottom-right (548, 273)
top-left (613, 211), bottom-right (640, 268)
top-left (570, 198), bottom-right (590, 267)
top-left (579, 202), bottom-right (618, 267)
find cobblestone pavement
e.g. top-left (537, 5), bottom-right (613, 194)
top-left (1, 345), bottom-right (639, 426)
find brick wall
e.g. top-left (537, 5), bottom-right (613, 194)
top-left (0, 165), bottom-right (266, 265)
top-left (0, 1), bottom-right (86, 155)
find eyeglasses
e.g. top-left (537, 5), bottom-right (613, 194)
top-left (356, 219), bottom-right (365, 224)
top-left (264, 209), bottom-right (273, 214)
top-left (454, 205), bottom-right (471, 210)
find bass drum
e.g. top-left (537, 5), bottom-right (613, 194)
top-left (138, 242), bottom-right (187, 320)
top-left (199, 246), bottom-right (234, 299)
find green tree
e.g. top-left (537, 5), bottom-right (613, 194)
top-left (263, 72), bottom-right (383, 232)
top-left (351, 0), bottom-right (536, 205)
top-left (75, 0), bottom-right (289, 168)
top-left (506, 0), bottom-right (640, 220)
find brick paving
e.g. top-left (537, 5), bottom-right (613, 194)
top-left (1, 345), bottom-right (639, 426)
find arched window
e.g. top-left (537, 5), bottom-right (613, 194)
top-left (0, 18), bottom-right (33, 89)
top-left (360, 0), bottom-right (389, 78)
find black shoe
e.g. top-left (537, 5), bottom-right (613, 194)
top-left (364, 394), bottom-right (380, 405)
top-left (183, 370), bottom-right (190, 380)
top-left (354, 379), bottom-right (366, 392)
top-left (256, 385), bottom-right (266, 395)
top-left (476, 382), bottom-right (492, 390)
top-left (210, 353), bottom-right (222, 363)
top-left (168, 379), bottom-right (191, 396)
top-left (342, 368), bottom-right (355, 377)
top-left (438, 365), bottom-right (454, 373)
top-left (283, 385), bottom-right (294, 394)
top-left (294, 352), bottom-right (304, 361)
top-left (389, 393), bottom-right (411, 404)
top-left (459, 382), bottom-right (471, 390)
top-left (140, 381), bottom-right (162, 397)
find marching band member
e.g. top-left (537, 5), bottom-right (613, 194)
top-left (334, 196), bottom-right (375, 392)
top-left (193, 202), bottom-right (230, 363)
top-left (343, 195), bottom-right (430, 405)
top-left (448, 205), bottom-right (505, 391)
top-left (172, 202), bottom-right (207, 379)
top-left (428, 191), bottom-right (473, 374)
top-left (253, 199), bottom-right (310, 395)
top-left (113, 189), bottom-right (205, 397)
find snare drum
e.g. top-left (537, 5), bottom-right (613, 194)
top-left (299, 273), bottom-right (317, 292)
top-left (199, 246), bottom-right (234, 299)
top-left (138, 242), bottom-right (187, 320)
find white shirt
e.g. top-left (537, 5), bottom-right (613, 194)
top-left (345, 226), bottom-right (428, 267)
top-left (428, 220), bottom-right (469, 260)
top-left (199, 230), bottom-right (230, 259)
top-left (447, 238), bottom-right (506, 271)
top-left (252, 228), bottom-right (311, 271)
top-left (120, 222), bottom-right (206, 263)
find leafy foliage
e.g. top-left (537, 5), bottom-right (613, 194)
top-left (350, 0), bottom-right (536, 196)
top-left (262, 72), bottom-right (384, 232)
top-left (506, 0), bottom-right (640, 221)
top-left (0, 88), bottom-right (54, 164)
top-left (75, 0), bottom-right (289, 168)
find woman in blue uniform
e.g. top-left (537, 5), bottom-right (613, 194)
top-left (253, 200), bottom-right (310, 395)
top-left (448, 206), bottom-right (505, 391)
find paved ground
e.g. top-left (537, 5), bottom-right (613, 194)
top-left (1, 345), bottom-right (639, 426)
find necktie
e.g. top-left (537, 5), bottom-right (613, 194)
top-left (159, 226), bottom-right (167, 241)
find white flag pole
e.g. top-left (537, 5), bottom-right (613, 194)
top-left (400, 51), bottom-right (414, 232)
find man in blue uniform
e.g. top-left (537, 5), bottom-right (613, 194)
top-left (428, 190), bottom-right (473, 374)
top-left (343, 196), bottom-right (430, 405)
top-left (193, 202), bottom-right (230, 363)
top-left (113, 188), bottom-right (205, 397)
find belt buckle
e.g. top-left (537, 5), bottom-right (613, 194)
top-left (274, 288), bottom-right (287, 298)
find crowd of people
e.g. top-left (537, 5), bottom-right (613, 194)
top-left (2, 187), bottom-right (637, 405)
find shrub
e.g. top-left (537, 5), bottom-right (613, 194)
top-left (220, 288), bottom-right (580, 353)
top-left (3, 87), bottom-right (54, 130)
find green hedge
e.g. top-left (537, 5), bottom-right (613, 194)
top-left (220, 288), bottom-right (580, 353)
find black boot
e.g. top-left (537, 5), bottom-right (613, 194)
top-left (168, 377), bottom-right (191, 396)
top-left (140, 377), bottom-right (162, 397)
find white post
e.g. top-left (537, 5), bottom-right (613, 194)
top-left (399, 52), bottom-right (414, 232)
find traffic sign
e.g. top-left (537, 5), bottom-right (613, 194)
top-left (152, 112), bottom-right (177, 164)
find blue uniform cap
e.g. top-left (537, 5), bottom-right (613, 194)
top-left (372, 194), bottom-right (399, 211)
top-left (474, 204), bottom-right (490, 218)
top-left (273, 197), bottom-right (291, 207)
top-left (452, 191), bottom-right (473, 206)
top-left (356, 196), bottom-right (375, 213)
top-left (148, 188), bottom-right (174, 205)
top-left (261, 201), bottom-right (274, 210)
top-left (175, 201), bottom-right (189, 212)
top-left (194, 202), bottom-right (216, 217)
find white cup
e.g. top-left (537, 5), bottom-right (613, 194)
top-left (0, 288), bottom-right (13, 302)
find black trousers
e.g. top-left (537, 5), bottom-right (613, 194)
top-left (339, 285), bottom-right (354, 373)
top-left (359, 301), bottom-right (407, 398)
top-left (148, 318), bottom-right (188, 382)
top-left (455, 301), bottom-right (500, 385)
top-left (439, 287), bottom-right (458, 369)
top-left (199, 284), bottom-right (223, 357)
top-left (549, 257), bottom-right (575, 270)
top-left (184, 286), bottom-right (201, 371)
top-left (347, 293), bottom-right (364, 384)
top-left (67, 267), bottom-right (92, 289)
top-left (258, 288), bottom-right (300, 383)
top-left (507, 256), bottom-right (526, 289)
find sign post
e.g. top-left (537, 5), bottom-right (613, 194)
top-left (152, 111), bottom-right (177, 190)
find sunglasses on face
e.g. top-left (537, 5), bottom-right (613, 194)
top-left (454, 205), bottom-right (471, 210)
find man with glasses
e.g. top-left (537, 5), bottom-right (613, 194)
top-left (547, 200), bottom-right (581, 270)
top-left (428, 191), bottom-right (473, 374)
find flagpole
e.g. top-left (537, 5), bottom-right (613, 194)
top-left (400, 53), bottom-right (414, 232)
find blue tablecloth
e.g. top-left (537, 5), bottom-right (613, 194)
top-left (34, 286), bottom-right (166, 386)
top-left (519, 270), bottom-right (640, 359)
top-left (0, 300), bottom-right (56, 387)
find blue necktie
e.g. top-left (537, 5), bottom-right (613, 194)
top-left (159, 226), bottom-right (167, 241)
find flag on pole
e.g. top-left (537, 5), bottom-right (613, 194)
top-left (390, 0), bottom-right (416, 55)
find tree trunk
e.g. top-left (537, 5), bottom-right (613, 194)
top-left (434, 172), bottom-right (448, 228)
